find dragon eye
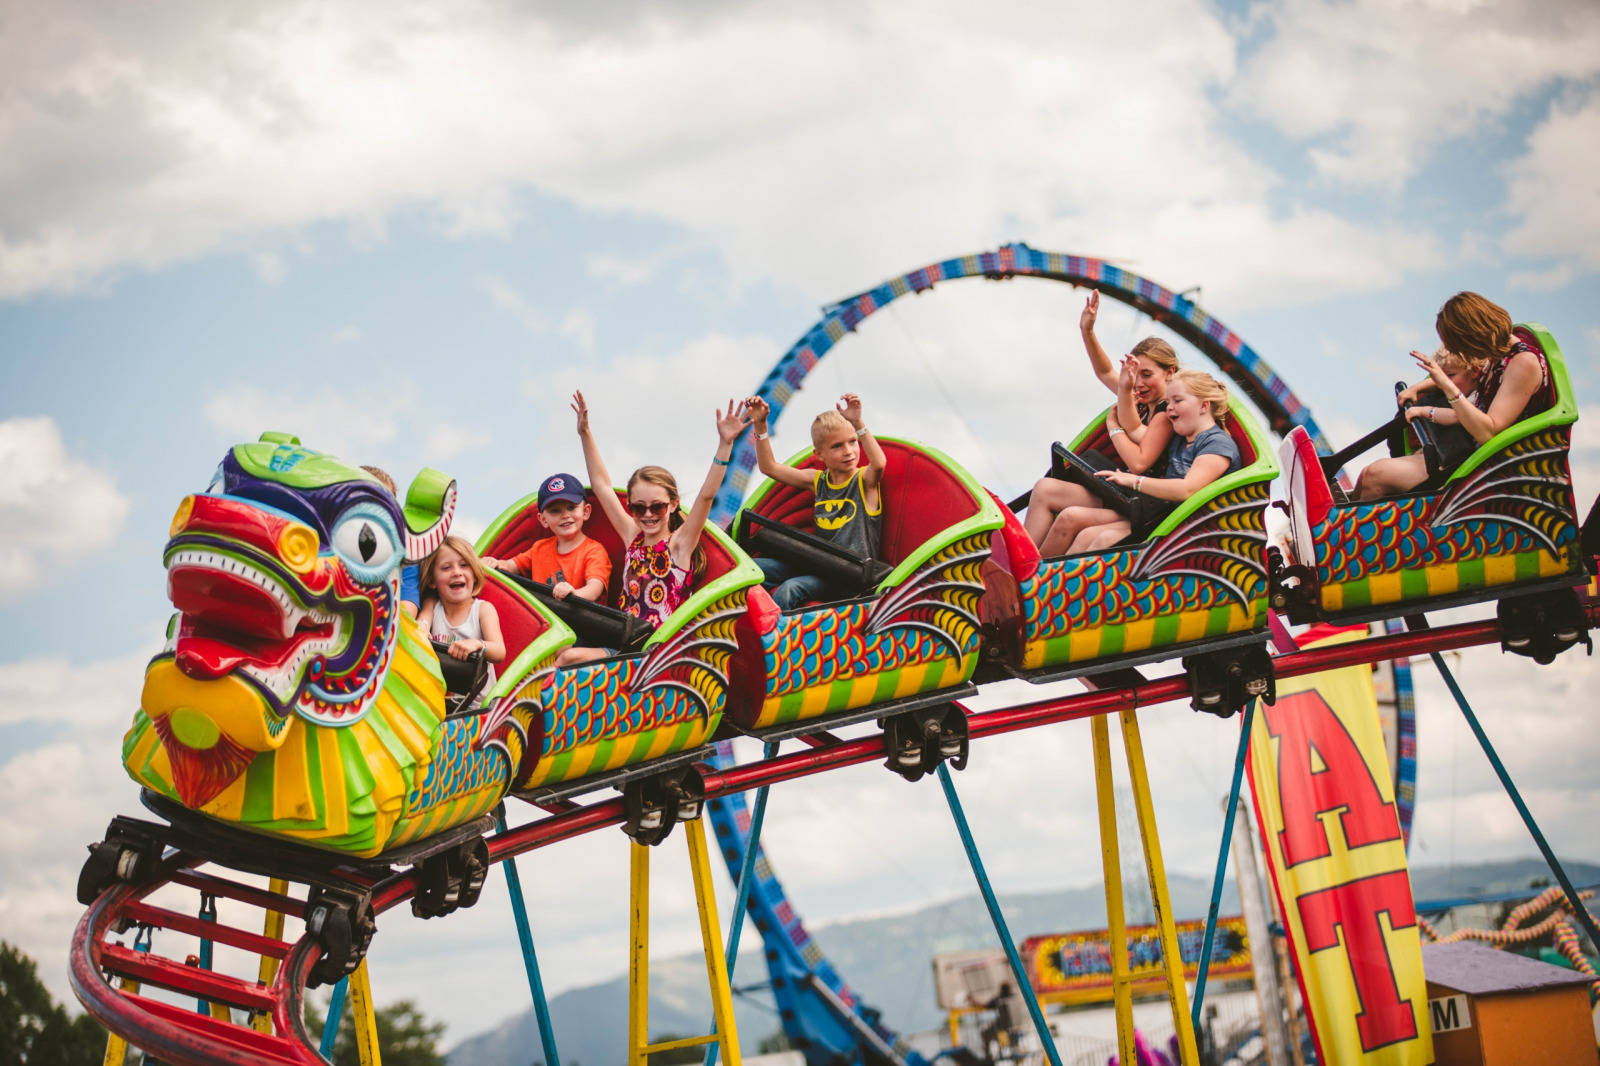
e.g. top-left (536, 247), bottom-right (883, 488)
top-left (330, 506), bottom-right (399, 580)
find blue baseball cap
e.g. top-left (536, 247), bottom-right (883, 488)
top-left (537, 473), bottom-right (586, 510)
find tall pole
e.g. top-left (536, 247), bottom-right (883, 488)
top-left (1230, 799), bottom-right (1291, 1066)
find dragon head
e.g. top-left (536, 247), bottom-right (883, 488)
top-left (138, 432), bottom-right (454, 809)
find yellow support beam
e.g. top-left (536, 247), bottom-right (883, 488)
top-left (627, 821), bottom-right (742, 1066)
top-left (347, 958), bottom-right (382, 1066)
top-left (102, 975), bottom-right (139, 1066)
top-left (629, 840), bottom-right (650, 1066)
top-left (1120, 709), bottom-right (1200, 1066)
top-left (686, 818), bottom-right (741, 1066)
top-left (1092, 714), bottom-right (1137, 1066)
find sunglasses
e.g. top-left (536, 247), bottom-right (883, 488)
top-left (628, 501), bottom-right (672, 517)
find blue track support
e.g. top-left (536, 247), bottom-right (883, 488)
top-left (321, 976), bottom-right (348, 1057)
top-left (1191, 700), bottom-right (1256, 1032)
top-left (706, 742), bottom-right (778, 1066)
top-left (936, 764), bottom-right (1063, 1066)
top-left (1428, 651), bottom-right (1600, 952)
top-left (196, 894), bottom-right (217, 1016)
top-left (497, 806), bottom-right (562, 1066)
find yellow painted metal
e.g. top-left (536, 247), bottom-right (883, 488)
top-left (252, 877), bottom-right (290, 1033)
top-left (644, 1034), bottom-right (720, 1054)
top-left (348, 958), bottom-right (383, 1066)
top-left (686, 818), bottom-right (742, 1066)
top-left (1092, 715), bottom-right (1137, 1066)
top-left (629, 840), bottom-right (650, 1066)
top-left (102, 975), bottom-right (139, 1065)
top-left (1119, 709), bottom-right (1200, 1066)
top-left (948, 1009), bottom-right (960, 1047)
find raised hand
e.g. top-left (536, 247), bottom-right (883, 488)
top-left (745, 395), bottom-right (771, 428)
top-left (715, 398), bottom-right (751, 446)
top-left (1081, 290), bottom-right (1100, 333)
top-left (1116, 354), bottom-right (1138, 396)
top-left (571, 390), bottom-right (591, 436)
top-left (836, 392), bottom-right (864, 427)
top-left (1410, 349), bottom-right (1452, 392)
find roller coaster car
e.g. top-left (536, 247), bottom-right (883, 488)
top-left (986, 400), bottom-right (1279, 713)
top-left (118, 434), bottom-right (569, 869)
top-left (1270, 324), bottom-right (1589, 663)
top-left (725, 438), bottom-right (1004, 741)
top-left (477, 488), bottom-right (763, 803)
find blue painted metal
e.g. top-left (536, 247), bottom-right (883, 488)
top-left (705, 741), bottom-right (778, 1066)
top-left (497, 806), bottom-right (562, 1066)
top-left (320, 977), bottom-right (348, 1057)
top-left (936, 764), bottom-right (1063, 1066)
top-left (1386, 620), bottom-right (1418, 849)
top-left (196, 894), bottom-right (217, 1016)
top-left (1428, 651), bottom-right (1600, 952)
top-left (711, 241), bottom-right (1331, 522)
top-left (1191, 700), bottom-right (1257, 1032)
top-left (704, 740), bottom-right (927, 1066)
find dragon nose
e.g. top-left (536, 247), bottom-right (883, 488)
top-left (171, 493), bottom-right (318, 570)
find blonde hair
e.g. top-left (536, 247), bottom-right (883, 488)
top-left (1130, 337), bottom-right (1180, 373)
top-left (420, 535), bottom-right (487, 597)
top-left (361, 465), bottom-right (398, 496)
top-left (1436, 291), bottom-right (1513, 369)
top-left (626, 465), bottom-right (706, 581)
top-left (1433, 345), bottom-right (1475, 375)
top-left (1172, 369), bottom-right (1229, 425)
top-left (810, 409), bottom-right (852, 449)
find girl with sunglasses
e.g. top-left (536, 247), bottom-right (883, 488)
top-left (564, 390), bottom-right (750, 664)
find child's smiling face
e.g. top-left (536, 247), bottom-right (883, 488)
top-left (816, 425), bottom-right (860, 478)
top-left (433, 545), bottom-right (475, 605)
top-left (538, 498), bottom-right (589, 540)
top-left (627, 483), bottom-right (674, 540)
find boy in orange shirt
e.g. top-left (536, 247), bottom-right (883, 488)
top-left (485, 473), bottom-right (611, 601)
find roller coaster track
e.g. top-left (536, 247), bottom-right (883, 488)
top-left (70, 608), bottom-right (1597, 1066)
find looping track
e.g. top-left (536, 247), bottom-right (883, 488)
top-left (71, 612), bottom-right (1593, 1065)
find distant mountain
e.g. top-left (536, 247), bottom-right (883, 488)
top-left (447, 858), bottom-right (1600, 1066)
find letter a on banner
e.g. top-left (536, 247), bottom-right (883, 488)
top-left (1245, 625), bottom-right (1432, 1065)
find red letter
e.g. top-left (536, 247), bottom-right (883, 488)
top-left (1297, 871), bottom-right (1419, 1050)
top-left (1263, 691), bottom-right (1401, 866)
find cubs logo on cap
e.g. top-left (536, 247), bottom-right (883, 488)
top-left (538, 472), bottom-right (587, 510)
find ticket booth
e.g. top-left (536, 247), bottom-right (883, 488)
top-left (1422, 941), bottom-right (1597, 1065)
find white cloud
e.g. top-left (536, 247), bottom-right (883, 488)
top-left (0, 0), bottom-right (1446, 310)
top-left (0, 649), bottom-right (151, 728)
top-left (1503, 88), bottom-right (1600, 270)
top-left (424, 422), bottom-right (491, 462)
top-left (560, 307), bottom-right (596, 352)
top-left (0, 417), bottom-right (131, 600)
top-left (587, 252), bottom-right (660, 288)
top-left (1231, 0), bottom-right (1600, 192)
top-left (252, 250), bottom-right (287, 284)
top-left (1506, 262), bottom-right (1575, 292)
top-left (328, 324), bottom-right (365, 345)
top-left (203, 383), bottom-right (411, 460)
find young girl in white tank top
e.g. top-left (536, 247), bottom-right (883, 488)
top-left (418, 535), bottom-right (505, 708)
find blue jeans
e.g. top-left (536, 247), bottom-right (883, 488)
top-left (753, 557), bottom-right (834, 612)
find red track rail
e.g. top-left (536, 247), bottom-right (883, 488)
top-left (72, 611), bottom-right (1590, 1064)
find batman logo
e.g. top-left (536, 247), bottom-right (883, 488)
top-left (816, 497), bottom-right (857, 531)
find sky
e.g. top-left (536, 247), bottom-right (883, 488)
top-left (2, 0), bottom-right (1598, 1050)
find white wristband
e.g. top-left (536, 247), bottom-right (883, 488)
top-left (755, 430), bottom-right (769, 440)
top-left (855, 426), bottom-right (868, 438)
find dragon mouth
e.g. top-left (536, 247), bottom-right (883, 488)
top-left (168, 547), bottom-right (346, 704)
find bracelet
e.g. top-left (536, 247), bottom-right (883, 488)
top-left (855, 426), bottom-right (868, 438)
top-left (1108, 427), bottom-right (1125, 437)
top-left (1447, 392), bottom-right (1463, 405)
top-left (755, 431), bottom-right (769, 440)
top-left (1135, 476), bottom-right (1143, 493)
top-left (712, 455), bottom-right (730, 466)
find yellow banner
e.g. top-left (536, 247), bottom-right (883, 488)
top-left (1246, 627), bottom-right (1432, 1065)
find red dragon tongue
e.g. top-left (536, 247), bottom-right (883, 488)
top-left (175, 636), bottom-right (248, 680)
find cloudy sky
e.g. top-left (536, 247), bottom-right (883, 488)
top-left (2, 0), bottom-right (1598, 1049)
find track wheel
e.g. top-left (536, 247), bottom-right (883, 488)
top-left (306, 886), bottom-right (376, 987)
top-left (76, 818), bottom-right (165, 905)
top-left (1184, 644), bottom-right (1275, 719)
top-left (1499, 589), bottom-right (1590, 664)
top-left (882, 704), bottom-right (969, 782)
top-left (623, 766), bottom-right (705, 846)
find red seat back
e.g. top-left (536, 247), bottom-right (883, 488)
top-left (479, 574), bottom-right (552, 666)
top-left (745, 441), bottom-right (979, 567)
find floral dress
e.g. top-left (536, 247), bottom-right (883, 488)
top-left (620, 534), bottom-right (691, 627)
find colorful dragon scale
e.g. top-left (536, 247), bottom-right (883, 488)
top-left (1021, 481), bottom-right (1269, 670)
top-left (750, 530), bottom-right (989, 729)
top-left (1313, 426), bottom-right (1580, 608)
top-left (518, 587), bottom-right (748, 790)
top-left (123, 433), bottom-right (537, 857)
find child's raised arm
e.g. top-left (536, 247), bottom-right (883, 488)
top-left (673, 399), bottom-right (750, 565)
top-left (1079, 291), bottom-right (1120, 396)
top-left (744, 396), bottom-right (815, 490)
top-left (572, 390), bottom-right (636, 542)
top-left (836, 393), bottom-right (886, 504)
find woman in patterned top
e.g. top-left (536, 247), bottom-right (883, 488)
top-left (558, 390), bottom-right (750, 665)
top-left (1355, 292), bottom-right (1550, 500)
